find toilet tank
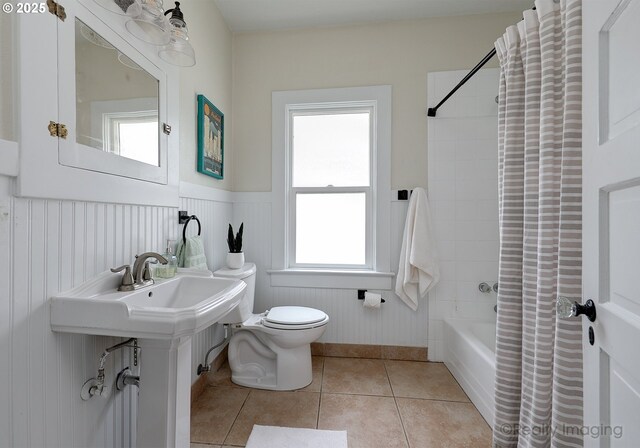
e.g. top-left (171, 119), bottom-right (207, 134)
top-left (213, 263), bottom-right (256, 324)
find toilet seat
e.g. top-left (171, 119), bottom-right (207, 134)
top-left (262, 306), bottom-right (328, 330)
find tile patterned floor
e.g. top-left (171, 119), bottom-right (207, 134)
top-left (190, 357), bottom-right (492, 448)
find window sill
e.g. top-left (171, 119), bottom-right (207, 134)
top-left (266, 269), bottom-right (395, 290)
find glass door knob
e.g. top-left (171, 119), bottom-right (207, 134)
top-left (557, 296), bottom-right (597, 322)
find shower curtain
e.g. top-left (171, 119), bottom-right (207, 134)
top-left (493, 1), bottom-right (583, 447)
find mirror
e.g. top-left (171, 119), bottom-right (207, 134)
top-left (75, 18), bottom-right (160, 166)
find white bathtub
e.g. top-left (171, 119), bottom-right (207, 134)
top-left (444, 318), bottom-right (496, 425)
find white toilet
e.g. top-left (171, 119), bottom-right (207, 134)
top-left (213, 263), bottom-right (329, 390)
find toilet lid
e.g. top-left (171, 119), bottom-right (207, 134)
top-left (263, 306), bottom-right (327, 327)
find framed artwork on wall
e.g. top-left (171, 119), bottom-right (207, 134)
top-left (197, 94), bottom-right (224, 179)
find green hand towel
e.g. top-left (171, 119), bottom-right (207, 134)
top-left (176, 235), bottom-right (208, 270)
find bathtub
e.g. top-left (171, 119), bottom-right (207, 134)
top-left (443, 318), bottom-right (496, 425)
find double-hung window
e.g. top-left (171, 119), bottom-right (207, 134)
top-left (271, 86), bottom-right (393, 289)
top-left (290, 106), bottom-right (373, 268)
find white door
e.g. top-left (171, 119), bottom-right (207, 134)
top-left (580, 0), bottom-right (640, 446)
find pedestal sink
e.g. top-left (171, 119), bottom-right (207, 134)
top-left (50, 269), bottom-right (246, 448)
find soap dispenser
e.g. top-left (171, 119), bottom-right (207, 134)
top-left (155, 239), bottom-right (178, 278)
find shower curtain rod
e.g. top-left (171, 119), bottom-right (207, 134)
top-left (427, 6), bottom-right (536, 118)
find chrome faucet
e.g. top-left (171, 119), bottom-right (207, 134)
top-left (111, 252), bottom-right (168, 292)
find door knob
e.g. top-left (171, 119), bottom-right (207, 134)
top-left (556, 296), bottom-right (597, 322)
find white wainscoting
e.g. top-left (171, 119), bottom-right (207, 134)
top-left (179, 195), bottom-right (234, 383)
top-left (0, 178), bottom-right (244, 448)
top-left (0, 178), bottom-right (433, 448)
top-left (0, 177), bottom-right (178, 448)
top-left (233, 199), bottom-right (430, 347)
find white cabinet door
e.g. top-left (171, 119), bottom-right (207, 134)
top-left (582, 0), bottom-right (640, 446)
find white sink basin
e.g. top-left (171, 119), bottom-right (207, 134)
top-left (50, 270), bottom-right (246, 339)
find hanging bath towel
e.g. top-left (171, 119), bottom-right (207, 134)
top-left (176, 235), bottom-right (209, 270)
top-left (395, 187), bottom-right (440, 310)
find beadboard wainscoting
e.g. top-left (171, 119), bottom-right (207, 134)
top-left (0, 177), bottom-right (178, 448)
top-left (0, 178), bottom-right (432, 448)
top-left (179, 193), bottom-right (234, 384)
top-left (233, 197), bottom-right (430, 347)
top-left (0, 178), bottom-right (240, 448)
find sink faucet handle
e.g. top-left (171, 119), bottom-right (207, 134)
top-left (110, 265), bottom-right (134, 288)
top-left (142, 261), bottom-right (153, 281)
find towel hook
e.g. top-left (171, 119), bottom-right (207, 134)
top-left (182, 215), bottom-right (201, 244)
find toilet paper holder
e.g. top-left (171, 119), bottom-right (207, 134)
top-left (357, 289), bottom-right (385, 303)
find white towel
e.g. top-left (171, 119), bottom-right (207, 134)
top-left (395, 187), bottom-right (440, 310)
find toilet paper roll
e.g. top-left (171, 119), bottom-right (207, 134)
top-left (363, 292), bottom-right (382, 309)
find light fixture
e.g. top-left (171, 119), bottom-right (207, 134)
top-left (94, 0), bottom-right (196, 67)
top-left (158, 2), bottom-right (196, 67)
top-left (125, 0), bottom-right (171, 45)
top-left (93, 0), bottom-right (196, 67)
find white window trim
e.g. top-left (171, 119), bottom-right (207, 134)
top-left (270, 85), bottom-right (392, 289)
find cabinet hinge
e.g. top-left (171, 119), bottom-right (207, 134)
top-left (48, 121), bottom-right (68, 139)
top-left (46, 0), bottom-right (67, 21)
top-left (162, 123), bottom-right (172, 135)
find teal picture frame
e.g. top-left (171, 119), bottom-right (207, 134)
top-left (197, 94), bottom-right (224, 179)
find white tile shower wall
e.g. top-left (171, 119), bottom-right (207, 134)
top-left (427, 69), bottom-right (500, 361)
top-left (233, 198), bottom-right (430, 347)
top-left (0, 177), bottom-right (236, 448)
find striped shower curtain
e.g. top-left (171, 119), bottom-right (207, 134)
top-left (493, 1), bottom-right (583, 447)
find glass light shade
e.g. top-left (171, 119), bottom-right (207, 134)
top-left (93, 0), bottom-right (141, 16)
top-left (125, 0), bottom-right (171, 45)
top-left (158, 24), bottom-right (195, 67)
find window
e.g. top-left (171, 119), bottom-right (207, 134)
top-left (271, 86), bottom-right (393, 289)
top-left (290, 109), bottom-right (372, 267)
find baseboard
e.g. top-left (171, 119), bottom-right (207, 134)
top-left (190, 345), bottom-right (228, 402)
top-left (311, 343), bottom-right (428, 362)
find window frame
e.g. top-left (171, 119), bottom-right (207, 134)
top-left (271, 86), bottom-right (393, 290)
top-left (287, 105), bottom-right (375, 270)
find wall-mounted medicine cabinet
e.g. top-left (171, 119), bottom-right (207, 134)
top-left (14, 0), bottom-right (180, 206)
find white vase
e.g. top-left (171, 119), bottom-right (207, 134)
top-left (226, 252), bottom-right (245, 269)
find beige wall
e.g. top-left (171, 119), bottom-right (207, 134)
top-left (0, 14), bottom-right (13, 141)
top-left (179, 0), bottom-right (234, 190)
top-left (231, 12), bottom-right (519, 191)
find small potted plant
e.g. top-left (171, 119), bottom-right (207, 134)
top-left (226, 223), bottom-right (244, 269)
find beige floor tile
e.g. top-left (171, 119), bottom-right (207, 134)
top-left (397, 398), bottom-right (492, 447)
top-left (191, 386), bottom-right (250, 444)
top-left (322, 357), bottom-right (392, 396)
top-left (318, 393), bottom-right (408, 448)
top-left (190, 444), bottom-right (220, 448)
top-left (224, 390), bottom-right (320, 446)
top-left (299, 356), bottom-right (324, 392)
top-left (206, 362), bottom-right (247, 389)
top-left (385, 361), bottom-right (469, 402)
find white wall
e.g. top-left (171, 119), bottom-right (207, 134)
top-left (178, 0), bottom-right (234, 191)
top-left (426, 69), bottom-right (500, 361)
top-left (231, 12), bottom-right (520, 192)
